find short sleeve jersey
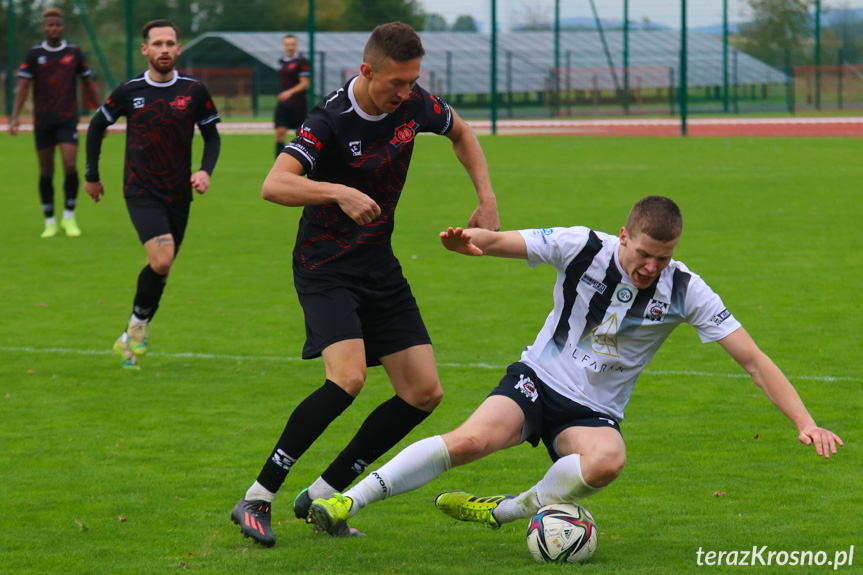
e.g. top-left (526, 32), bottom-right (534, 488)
top-left (17, 41), bottom-right (92, 126)
top-left (518, 226), bottom-right (742, 422)
top-left (284, 76), bottom-right (454, 273)
top-left (278, 54), bottom-right (311, 108)
top-left (99, 70), bottom-right (220, 202)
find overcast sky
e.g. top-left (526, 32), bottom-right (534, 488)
top-left (423, 0), bottom-right (863, 32)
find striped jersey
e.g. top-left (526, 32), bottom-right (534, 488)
top-left (518, 226), bottom-right (741, 421)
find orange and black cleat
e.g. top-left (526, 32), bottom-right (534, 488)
top-left (231, 498), bottom-right (276, 547)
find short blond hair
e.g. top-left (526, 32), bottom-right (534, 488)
top-left (43, 8), bottom-right (63, 19)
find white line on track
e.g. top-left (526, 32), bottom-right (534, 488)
top-left (1, 345), bottom-right (857, 383)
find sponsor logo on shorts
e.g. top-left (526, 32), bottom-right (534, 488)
top-left (711, 308), bottom-right (732, 326)
top-left (515, 374), bottom-right (539, 403)
top-left (580, 272), bottom-right (607, 294)
top-left (644, 298), bottom-right (669, 322)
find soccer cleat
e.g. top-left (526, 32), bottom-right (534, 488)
top-left (41, 222), bottom-right (59, 238)
top-left (112, 335), bottom-right (140, 370)
top-left (126, 321), bottom-right (148, 356)
top-left (60, 217), bottom-right (81, 237)
top-left (293, 487), bottom-right (312, 519)
top-left (434, 491), bottom-right (514, 529)
top-left (308, 493), bottom-right (366, 538)
top-left (231, 498), bottom-right (276, 548)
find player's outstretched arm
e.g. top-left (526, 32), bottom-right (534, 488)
top-left (445, 109), bottom-right (499, 231)
top-left (718, 327), bottom-right (843, 459)
top-left (262, 154), bottom-right (381, 225)
top-left (440, 227), bottom-right (527, 259)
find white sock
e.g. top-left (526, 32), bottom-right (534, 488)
top-left (344, 435), bottom-right (451, 517)
top-left (245, 480), bottom-right (275, 503)
top-left (63, 209), bottom-right (75, 220)
top-left (494, 454), bottom-right (602, 524)
top-left (308, 477), bottom-right (337, 500)
top-left (130, 314), bottom-right (147, 324)
top-left (45, 217), bottom-right (57, 225)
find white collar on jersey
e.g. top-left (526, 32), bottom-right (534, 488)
top-left (144, 69), bottom-right (179, 87)
top-left (347, 76), bottom-right (388, 122)
top-left (41, 40), bottom-right (68, 52)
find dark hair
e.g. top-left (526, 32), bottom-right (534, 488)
top-left (142, 19), bottom-right (180, 41)
top-left (363, 22), bottom-right (424, 70)
top-left (284, 34), bottom-right (297, 41)
top-left (625, 196), bottom-right (683, 242)
top-left (43, 8), bottom-right (63, 19)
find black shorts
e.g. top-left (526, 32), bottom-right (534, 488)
top-left (34, 117), bottom-right (79, 150)
top-left (293, 260), bottom-right (431, 367)
top-left (489, 362), bottom-right (621, 462)
top-left (125, 194), bottom-right (190, 250)
top-left (274, 102), bottom-right (307, 130)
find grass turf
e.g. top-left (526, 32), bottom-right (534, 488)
top-left (0, 132), bottom-right (860, 574)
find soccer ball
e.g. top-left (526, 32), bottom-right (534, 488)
top-left (526, 503), bottom-right (597, 564)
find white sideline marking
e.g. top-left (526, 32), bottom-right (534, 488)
top-left (0, 345), bottom-right (858, 383)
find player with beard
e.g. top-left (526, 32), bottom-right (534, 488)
top-left (10, 8), bottom-right (101, 238)
top-left (230, 22), bottom-right (499, 547)
top-left (84, 20), bottom-right (221, 369)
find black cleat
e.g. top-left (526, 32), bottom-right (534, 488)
top-left (231, 498), bottom-right (276, 547)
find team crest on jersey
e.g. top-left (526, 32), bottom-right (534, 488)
top-left (349, 140), bottom-right (362, 156)
top-left (644, 298), bottom-right (669, 322)
top-left (170, 95), bottom-right (192, 110)
top-left (514, 374), bottom-right (538, 403)
top-left (390, 120), bottom-right (418, 146)
top-left (61, 54), bottom-right (75, 65)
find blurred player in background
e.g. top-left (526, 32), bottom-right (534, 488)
top-left (307, 196), bottom-right (843, 536)
top-left (9, 8), bottom-right (101, 238)
top-left (230, 22), bottom-right (499, 547)
top-left (84, 20), bottom-right (221, 370)
top-left (273, 34), bottom-right (310, 158)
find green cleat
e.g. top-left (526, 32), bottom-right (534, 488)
top-left (308, 493), bottom-right (366, 537)
top-left (127, 321), bottom-right (148, 356)
top-left (60, 217), bottom-right (81, 237)
top-left (434, 491), bottom-right (514, 529)
top-left (113, 337), bottom-right (140, 370)
top-left (41, 222), bottom-right (59, 238)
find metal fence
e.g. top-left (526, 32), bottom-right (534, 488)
top-left (5, 0), bottom-right (863, 131)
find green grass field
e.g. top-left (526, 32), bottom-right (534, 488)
top-left (1, 132), bottom-right (860, 574)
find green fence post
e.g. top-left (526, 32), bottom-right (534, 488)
top-left (126, 0), bottom-right (134, 81)
top-left (308, 0), bottom-right (316, 112)
top-left (680, 0), bottom-right (687, 137)
top-left (75, 0), bottom-right (117, 89)
top-left (553, 0), bottom-right (560, 117)
top-left (6, 0), bottom-right (15, 117)
top-left (814, 0), bottom-right (821, 110)
top-left (623, 0), bottom-right (630, 115)
top-left (723, 0), bottom-right (729, 113)
top-left (490, 0), bottom-right (497, 135)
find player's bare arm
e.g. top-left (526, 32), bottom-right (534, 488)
top-left (718, 327), bottom-right (843, 459)
top-left (445, 109), bottom-right (499, 231)
top-left (9, 78), bottom-right (32, 136)
top-left (262, 153), bottom-right (381, 225)
top-left (440, 227), bottom-right (527, 259)
top-left (278, 76), bottom-right (310, 101)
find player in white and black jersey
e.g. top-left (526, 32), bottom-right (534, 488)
top-left (84, 20), bottom-right (220, 370)
top-left (231, 22), bottom-right (499, 546)
top-left (306, 196), bottom-right (842, 536)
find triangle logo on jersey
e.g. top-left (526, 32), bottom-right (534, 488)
top-left (581, 314), bottom-right (620, 357)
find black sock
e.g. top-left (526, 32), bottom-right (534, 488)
top-left (255, 379), bottom-right (355, 493)
top-left (321, 395), bottom-right (432, 491)
top-left (39, 176), bottom-right (54, 218)
top-left (63, 172), bottom-right (79, 211)
top-left (132, 265), bottom-right (166, 322)
top-left (275, 142), bottom-right (285, 158)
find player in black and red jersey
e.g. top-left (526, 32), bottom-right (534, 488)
top-left (84, 20), bottom-right (221, 370)
top-left (10, 8), bottom-right (101, 238)
top-left (273, 34), bottom-right (311, 158)
top-left (230, 22), bottom-right (499, 547)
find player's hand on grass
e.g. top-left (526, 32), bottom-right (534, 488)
top-left (337, 186), bottom-right (381, 225)
top-left (440, 227), bottom-right (483, 256)
top-left (798, 425), bottom-right (843, 459)
top-left (85, 181), bottom-right (104, 203)
top-left (191, 170), bottom-right (210, 194)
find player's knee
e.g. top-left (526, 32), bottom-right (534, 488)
top-left (149, 254), bottom-right (174, 276)
top-left (332, 372), bottom-right (366, 397)
top-left (447, 432), bottom-right (490, 461)
top-left (582, 449), bottom-right (626, 487)
top-left (409, 381), bottom-right (443, 412)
